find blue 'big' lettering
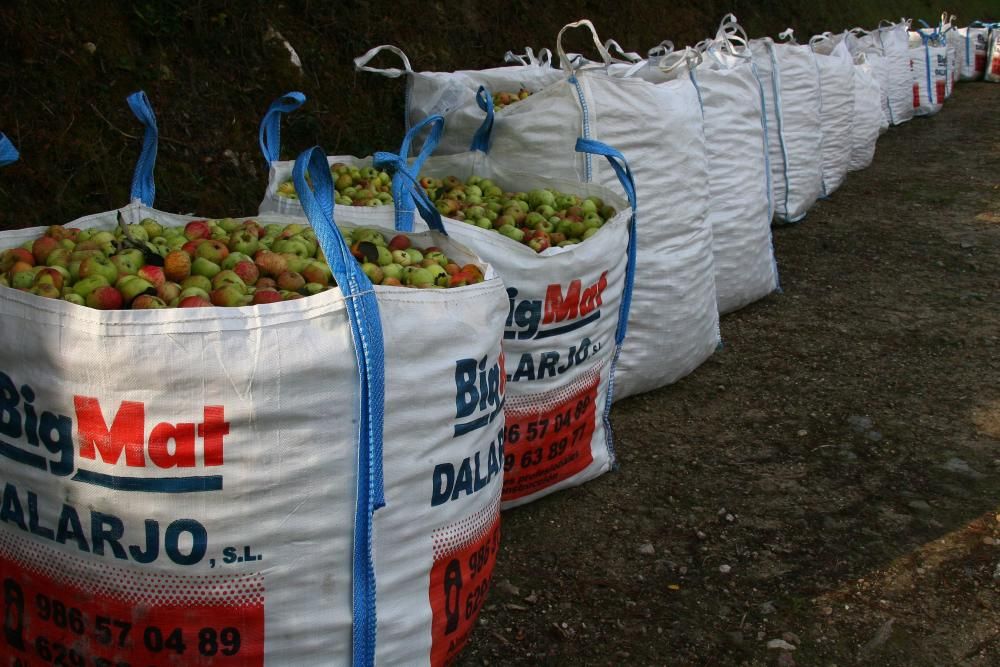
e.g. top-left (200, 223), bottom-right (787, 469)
top-left (454, 355), bottom-right (504, 437)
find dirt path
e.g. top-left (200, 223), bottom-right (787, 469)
top-left (460, 82), bottom-right (1000, 666)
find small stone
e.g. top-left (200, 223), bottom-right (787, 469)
top-left (760, 601), bottom-right (777, 615)
top-left (638, 543), bottom-right (655, 556)
top-left (866, 430), bottom-right (883, 442)
top-left (992, 562), bottom-right (1000, 580)
top-left (907, 500), bottom-right (931, 512)
top-left (494, 579), bottom-right (520, 596)
top-left (767, 638), bottom-right (796, 651)
top-left (777, 652), bottom-right (797, 667)
top-left (797, 429), bottom-right (808, 437)
top-left (719, 564), bottom-right (732, 574)
top-left (847, 415), bottom-right (873, 432)
top-left (941, 457), bottom-right (985, 478)
top-left (984, 537), bottom-right (996, 546)
top-left (782, 631), bottom-right (802, 646)
top-left (821, 606), bottom-right (833, 616)
top-left (82, 42), bottom-right (97, 54)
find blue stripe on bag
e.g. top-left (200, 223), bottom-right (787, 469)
top-left (569, 75), bottom-right (594, 181)
top-left (574, 138), bottom-right (637, 468)
top-left (259, 91), bottom-right (307, 165)
top-left (875, 30), bottom-right (897, 125)
top-left (0, 133), bottom-right (18, 167)
top-left (763, 43), bottom-right (793, 219)
top-left (294, 146), bottom-right (386, 667)
top-left (470, 86), bottom-right (495, 153)
top-left (126, 91), bottom-right (158, 206)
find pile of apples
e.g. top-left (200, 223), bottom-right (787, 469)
top-left (277, 163), bottom-right (394, 207)
top-left (490, 89), bottom-right (532, 110)
top-left (0, 217), bottom-right (481, 310)
top-left (421, 176), bottom-right (617, 253)
top-left (276, 167), bottom-right (617, 254)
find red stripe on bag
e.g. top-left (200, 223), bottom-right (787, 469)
top-left (501, 372), bottom-right (599, 502)
top-left (0, 550), bottom-right (264, 665)
top-left (429, 512), bottom-right (500, 666)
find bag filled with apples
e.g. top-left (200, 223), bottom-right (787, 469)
top-left (808, 32), bottom-right (856, 197)
top-left (0, 93), bottom-right (509, 666)
top-left (353, 42), bottom-right (563, 156)
top-left (395, 116), bottom-right (638, 508)
top-left (603, 16), bottom-right (778, 315)
top-left (848, 51), bottom-right (887, 172)
top-left (749, 31), bottom-right (825, 222)
top-left (255, 110), bottom-right (638, 508)
top-left (985, 24), bottom-right (1000, 82)
top-left (361, 20), bottom-right (720, 401)
top-left (909, 27), bottom-right (948, 116)
top-left (256, 91), bottom-right (445, 223)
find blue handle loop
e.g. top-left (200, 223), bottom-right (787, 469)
top-left (372, 115), bottom-right (448, 234)
top-left (259, 91), bottom-right (306, 165)
top-left (293, 146), bottom-right (386, 667)
top-left (574, 138), bottom-right (636, 347)
top-left (470, 85), bottom-right (496, 153)
top-left (0, 133), bottom-right (18, 167)
top-left (126, 91), bottom-right (158, 207)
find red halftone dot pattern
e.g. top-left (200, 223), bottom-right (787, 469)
top-left (505, 359), bottom-right (606, 417)
top-left (431, 492), bottom-right (500, 561)
top-left (0, 529), bottom-right (264, 606)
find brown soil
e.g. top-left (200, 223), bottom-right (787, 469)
top-left (459, 83), bottom-right (1000, 666)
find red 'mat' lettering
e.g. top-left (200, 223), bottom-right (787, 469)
top-left (148, 422), bottom-right (197, 467)
top-left (199, 406), bottom-right (229, 466)
top-left (74, 396), bottom-right (145, 466)
top-left (543, 280), bottom-right (581, 324)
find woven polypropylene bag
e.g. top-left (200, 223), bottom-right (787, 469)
top-left (433, 20), bottom-right (718, 399)
top-left (354, 44), bottom-right (563, 156)
top-left (955, 23), bottom-right (991, 80)
top-left (910, 38), bottom-right (947, 115)
top-left (875, 20), bottom-right (917, 126)
top-left (809, 36), bottom-right (855, 196)
top-left (403, 139), bottom-right (637, 507)
top-left (750, 35), bottom-right (823, 222)
top-left (986, 28), bottom-right (1000, 82)
top-left (0, 95), bottom-right (509, 666)
top-left (849, 58), bottom-right (885, 171)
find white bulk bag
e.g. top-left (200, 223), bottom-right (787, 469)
top-left (809, 34), bottom-right (855, 196)
top-left (395, 137), bottom-right (637, 507)
top-left (587, 16), bottom-right (777, 315)
top-left (874, 20), bottom-right (917, 125)
top-left (955, 22), bottom-right (991, 79)
top-left (430, 20), bottom-right (718, 399)
top-left (910, 30), bottom-right (948, 115)
top-left (686, 17), bottom-right (778, 313)
top-left (0, 95), bottom-right (509, 666)
top-left (845, 29), bottom-right (892, 128)
top-left (354, 44), bottom-right (563, 155)
top-left (848, 55), bottom-right (885, 171)
top-left (986, 27), bottom-right (1000, 82)
top-left (750, 33), bottom-right (824, 222)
